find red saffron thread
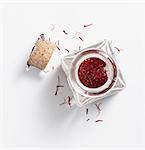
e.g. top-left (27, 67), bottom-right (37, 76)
top-left (59, 96), bottom-right (73, 107)
top-left (55, 76), bottom-right (64, 96)
top-left (67, 96), bottom-right (71, 107)
top-left (57, 46), bottom-right (60, 51)
top-left (114, 47), bottom-right (121, 52)
top-left (63, 30), bottom-right (68, 35)
top-left (79, 36), bottom-right (84, 42)
top-left (84, 23), bottom-right (93, 27)
top-left (65, 49), bottom-right (70, 53)
top-left (57, 85), bottom-right (64, 88)
top-left (67, 96), bottom-right (73, 107)
top-left (95, 103), bottom-right (102, 111)
top-left (95, 120), bottom-right (103, 122)
top-left (86, 108), bottom-right (88, 115)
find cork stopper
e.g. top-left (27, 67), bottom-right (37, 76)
top-left (27, 34), bottom-right (56, 70)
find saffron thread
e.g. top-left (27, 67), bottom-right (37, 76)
top-left (63, 30), bottom-right (68, 35)
top-left (79, 36), bottom-right (84, 42)
top-left (114, 47), bottom-right (121, 52)
top-left (57, 46), bottom-right (60, 51)
top-left (65, 49), bottom-right (70, 53)
top-left (84, 23), bottom-right (93, 27)
top-left (86, 108), bottom-right (88, 115)
top-left (55, 76), bottom-right (64, 95)
top-left (95, 103), bottom-right (102, 111)
top-left (95, 120), bottom-right (103, 122)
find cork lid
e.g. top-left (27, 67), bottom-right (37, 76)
top-left (27, 34), bottom-right (56, 70)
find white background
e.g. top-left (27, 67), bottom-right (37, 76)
top-left (1, 2), bottom-right (145, 149)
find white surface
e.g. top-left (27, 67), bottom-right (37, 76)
top-left (1, 2), bottom-right (145, 149)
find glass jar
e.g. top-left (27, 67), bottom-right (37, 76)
top-left (61, 39), bottom-right (126, 107)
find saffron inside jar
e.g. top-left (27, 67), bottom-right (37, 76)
top-left (78, 57), bottom-right (108, 88)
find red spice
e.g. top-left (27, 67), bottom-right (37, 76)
top-left (114, 47), bottom-right (121, 52)
top-left (65, 49), bottom-right (70, 53)
top-left (67, 96), bottom-right (71, 107)
top-left (55, 76), bottom-right (64, 95)
top-left (78, 36), bottom-right (84, 42)
top-left (59, 96), bottom-right (73, 107)
top-left (57, 46), bottom-right (60, 51)
top-left (78, 58), bottom-right (108, 88)
top-left (86, 108), bottom-right (88, 115)
top-left (63, 30), bottom-right (68, 35)
top-left (67, 96), bottom-right (73, 107)
top-left (95, 103), bottom-right (102, 111)
top-left (84, 23), bottom-right (93, 27)
top-left (57, 85), bottom-right (64, 88)
top-left (95, 120), bottom-right (103, 122)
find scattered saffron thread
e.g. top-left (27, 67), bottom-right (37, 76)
top-left (94, 103), bottom-right (103, 122)
top-left (95, 120), bottom-right (103, 123)
top-left (57, 46), bottom-right (60, 51)
top-left (63, 30), bottom-right (68, 35)
top-left (55, 76), bottom-right (64, 95)
top-left (86, 118), bottom-right (90, 121)
top-left (95, 103), bottom-right (102, 111)
top-left (79, 36), bottom-right (84, 42)
top-left (57, 85), bottom-right (64, 88)
top-left (114, 47), bottom-right (121, 52)
top-left (84, 23), bottom-right (93, 27)
top-left (59, 96), bottom-right (73, 107)
top-left (67, 96), bottom-right (71, 107)
top-left (65, 49), bottom-right (70, 53)
top-left (86, 108), bottom-right (88, 115)
top-left (67, 96), bottom-right (73, 107)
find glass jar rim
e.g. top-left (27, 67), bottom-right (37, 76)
top-left (69, 49), bottom-right (118, 97)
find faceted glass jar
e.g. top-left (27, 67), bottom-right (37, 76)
top-left (61, 40), bottom-right (126, 107)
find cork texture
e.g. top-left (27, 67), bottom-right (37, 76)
top-left (27, 34), bottom-right (56, 70)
